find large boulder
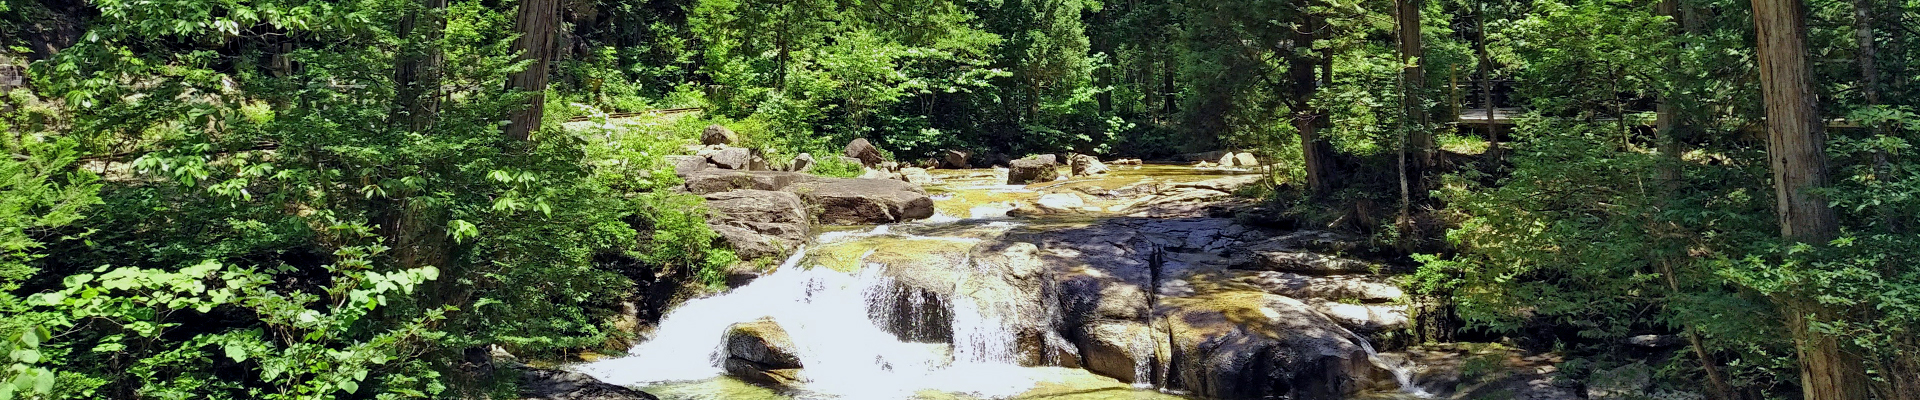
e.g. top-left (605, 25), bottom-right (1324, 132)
top-left (789, 178), bottom-right (935, 224)
top-left (845, 138), bottom-right (885, 166)
top-left (1309, 300), bottom-right (1411, 332)
top-left (520, 367), bottom-right (660, 400)
top-left (1074, 320), bottom-right (1158, 384)
top-left (1158, 292), bottom-right (1379, 399)
top-left (1222, 271), bottom-right (1403, 302)
top-left (722, 318), bottom-right (808, 387)
top-left (943, 149), bottom-right (971, 169)
top-left (680, 170), bottom-right (816, 195)
top-left (1008, 158), bottom-right (1058, 185)
top-left (701, 124), bottom-right (738, 145)
top-left (703, 190), bottom-right (810, 260)
top-left (1071, 154), bottom-right (1110, 176)
top-left (790, 153), bottom-right (815, 172)
top-left (1233, 153), bottom-right (1260, 168)
top-left (707, 147), bottom-right (753, 170)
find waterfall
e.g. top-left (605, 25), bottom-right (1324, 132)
top-left (1331, 323), bottom-right (1433, 398)
top-left (575, 244), bottom-right (1040, 399)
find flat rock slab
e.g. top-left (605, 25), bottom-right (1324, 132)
top-left (681, 170), bottom-right (816, 194)
top-left (520, 367), bottom-right (660, 400)
top-left (790, 178), bottom-right (934, 224)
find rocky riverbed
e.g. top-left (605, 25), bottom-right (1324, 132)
top-left (556, 158), bottom-right (1579, 400)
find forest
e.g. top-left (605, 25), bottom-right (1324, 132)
top-left (1, 0), bottom-right (1917, 398)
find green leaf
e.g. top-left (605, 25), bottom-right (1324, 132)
top-left (224, 342), bottom-right (248, 362)
top-left (339, 380), bottom-right (358, 394)
top-left (31, 370), bottom-right (53, 393)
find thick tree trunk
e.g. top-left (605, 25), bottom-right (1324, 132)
top-left (1476, 0), bottom-right (1498, 163)
top-left (506, 0), bottom-right (560, 141)
top-left (393, 0), bottom-right (447, 131)
top-left (1749, 0), bottom-right (1866, 397)
top-left (1851, 0), bottom-right (1899, 233)
top-left (1292, 10), bottom-right (1333, 197)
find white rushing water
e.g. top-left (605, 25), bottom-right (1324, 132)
top-left (575, 245), bottom-right (1040, 399)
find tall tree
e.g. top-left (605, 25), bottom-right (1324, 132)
top-left (1748, 0), bottom-right (1866, 397)
top-left (507, 0), bottom-right (561, 141)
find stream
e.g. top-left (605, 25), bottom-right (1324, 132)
top-left (576, 165), bottom-right (1441, 400)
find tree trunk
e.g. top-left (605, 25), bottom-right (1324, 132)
top-left (1477, 0), bottom-right (1498, 163)
top-left (1851, 0), bottom-right (1899, 232)
top-left (393, 0), bottom-right (447, 131)
top-left (1398, 0), bottom-right (1432, 173)
top-left (1749, 0), bottom-right (1865, 397)
top-left (1292, 10), bottom-right (1333, 197)
top-left (506, 0), bottom-right (560, 141)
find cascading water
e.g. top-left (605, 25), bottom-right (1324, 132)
top-left (576, 243), bottom-right (1040, 399)
top-left (1331, 323), bottom-right (1434, 398)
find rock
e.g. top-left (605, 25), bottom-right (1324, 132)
top-left (1217, 152), bottom-right (1238, 167)
top-left (520, 367), bottom-right (661, 400)
top-left (900, 167), bottom-right (933, 185)
top-left (707, 147), bottom-right (753, 170)
top-left (789, 178), bottom-right (935, 224)
top-left (703, 190), bottom-right (810, 260)
top-left (790, 153), bottom-right (815, 172)
top-left (1159, 292), bottom-right (1379, 399)
top-left (665, 155), bottom-right (711, 175)
top-left (1246, 250), bottom-right (1378, 275)
top-left (1035, 194), bottom-right (1087, 212)
top-left (943, 149), bottom-right (971, 169)
top-left (845, 138), bottom-right (885, 166)
top-left (1626, 334), bottom-right (1684, 348)
top-left (701, 124), bottom-right (738, 145)
top-left (1233, 152), bottom-right (1259, 168)
top-left (1008, 158), bottom-right (1058, 185)
top-left (984, 153), bottom-right (1013, 167)
top-left (1586, 362), bottom-right (1653, 400)
top-left (878, 161), bottom-right (901, 172)
top-left (1110, 158), bottom-right (1143, 165)
top-left (1224, 271), bottom-right (1403, 302)
top-left (1177, 150), bottom-right (1230, 163)
top-left (749, 155), bottom-right (769, 171)
top-left (1074, 320), bottom-right (1157, 384)
top-left (723, 318), bottom-right (808, 387)
top-left (1070, 154), bottom-right (1110, 176)
top-left (1031, 154), bottom-right (1059, 165)
top-left (1174, 174), bottom-right (1265, 192)
top-left (954, 242), bottom-right (1069, 366)
top-left (1309, 301), bottom-right (1411, 332)
top-left (680, 170), bottom-right (816, 194)
top-left (1244, 230), bottom-right (1365, 254)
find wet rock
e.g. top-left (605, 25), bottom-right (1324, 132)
top-left (943, 149), bottom-right (971, 169)
top-left (845, 138), bottom-right (885, 166)
top-left (707, 147), bottom-right (753, 170)
top-left (1071, 154), bottom-right (1110, 176)
top-left (1309, 300), bottom-right (1410, 332)
top-left (520, 367), bottom-right (660, 400)
top-left (789, 178), bottom-right (935, 224)
top-left (665, 155), bottom-right (710, 175)
top-left (899, 167), bottom-right (934, 185)
top-left (723, 318), bottom-right (808, 387)
top-left (1244, 230), bottom-right (1365, 254)
top-left (681, 170), bottom-right (816, 194)
top-left (1035, 194), bottom-right (1087, 212)
top-left (1008, 158), bottom-right (1058, 185)
top-left (1224, 271), bottom-right (1403, 302)
top-left (1074, 320), bottom-right (1157, 384)
top-left (1173, 174), bottom-right (1265, 192)
top-left (1177, 150), bottom-right (1230, 163)
top-left (1158, 292), bottom-right (1379, 399)
top-left (701, 124), bottom-right (738, 145)
top-left (790, 153), bottom-right (815, 172)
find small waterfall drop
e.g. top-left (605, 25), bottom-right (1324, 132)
top-left (1332, 324), bottom-right (1433, 398)
top-left (576, 244), bottom-right (1040, 399)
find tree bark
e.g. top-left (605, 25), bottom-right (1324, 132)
top-left (393, 0), bottom-right (447, 131)
top-left (506, 0), bottom-right (560, 141)
top-left (1477, 0), bottom-right (1498, 163)
top-left (1398, 0), bottom-right (1432, 173)
top-left (1749, 0), bottom-right (1866, 397)
top-left (1851, 0), bottom-right (1899, 232)
top-left (1291, 9), bottom-right (1334, 197)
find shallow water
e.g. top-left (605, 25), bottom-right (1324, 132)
top-left (577, 164), bottom-right (1433, 399)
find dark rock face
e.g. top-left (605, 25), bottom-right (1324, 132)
top-left (844, 138), bottom-right (885, 166)
top-left (701, 124), bottom-right (738, 145)
top-left (1008, 158), bottom-right (1057, 185)
top-left (520, 367), bottom-right (660, 400)
top-left (681, 170), bottom-right (816, 195)
top-left (942, 149), bottom-right (971, 169)
top-left (722, 318), bottom-right (808, 387)
top-left (790, 153), bottom-right (815, 172)
top-left (789, 178), bottom-right (934, 224)
top-left (1158, 292), bottom-right (1377, 399)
